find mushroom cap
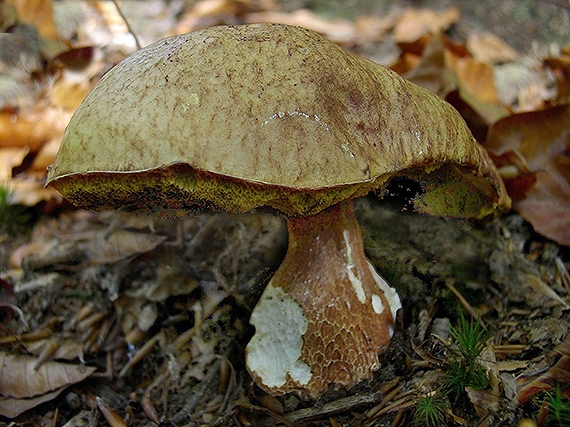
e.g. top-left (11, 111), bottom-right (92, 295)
top-left (47, 23), bottom-right (509, 217)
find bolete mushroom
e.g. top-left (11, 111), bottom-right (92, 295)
top-left (46, 23), bottom-right (510, 399)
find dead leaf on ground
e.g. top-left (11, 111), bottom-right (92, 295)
top-left (403, 32), bottom-right (457, 97)
top-left (545, 53), bottom-right (570, 105)
top-left (0, 351), bottom-right (96, 418)
top-left (393, 7), bottom-right (460, 44)
top-left (0, 106), bottom-right (70, 151)
top-left (517, 334), bottom-right (570, 406)
top-left (0, 146), bottom-right (29, 180)
top-left (83, 229), bottom-right (168, 264)
top-left (485, 105), bottom-right (570, 246)
top-left (8, 0), bottom-right (59, 41)
top-left (466, 31), bottom-right (518, 64)
top-left (448, 54), bottom-right (501, 105)
top-left (0, 386), bottom-right (67, 419)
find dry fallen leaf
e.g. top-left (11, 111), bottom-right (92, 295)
top-left (393, 7), bottom-right (460, 44)
top-left (8, 0), bottom-right (59, 41)
top-left (0, 146), bottom-right (29, 180)
top-left (175, 0), bottom-right (277, 34)
top-left (0, 353), bottom-right (94, 399)
top-left (0, 386), bottom-right (67, 419)
top-left (0, 107), bottom-right (70, 151)
top-left (466, 31), bottom-right (518, 64)
top-left (448, 54), bottom-right (501, 105)
top-left (545, 53), bottom-right (570, 105)
top-left (403, 32), bottom-right (457, 97)
top-left (83, 229), bottom-right (168, 264)
top-left (485, 105), bottom-right (570, 246)
top-left (0, 351), bottom-right (96, 418)
top-left (517, 334), bottom-right (570, 406)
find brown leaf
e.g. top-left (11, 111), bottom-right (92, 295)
top-left (403, 32), bottom-right (457, 97)
top-left (466, 31), bottom-right (518, 64)
top-left (0, 351), bottom-right (95, 399)
top-left (50, 46), bottom-right (96, 70)
top-left (0, 107), bottom-right (69, 151)
top-left (448, 54), bottom-right (501, 105)
top-left (0, 147), bottom-right (28, 180)
top-left (545, 54), bottom-right (570, 105)
top-left (489, 150), bottom-right (537, 200)
top-left (5, 178), bottom-right (62, 207)
top-left (485, 105), bottom-right (570, 246)
top-left (393, 7), bottom-right (460, 44)
top-left (8, 0), bottom-right (59, 40)
top-left (0, 386), bottom-right (66, 418)
top-left (83, 230), bottom-right (167, 264)
top-left (354, 15), bottom-right (394, 43)
top-left (29, 137), bottom-right (60, 174)
top-left (50, 80), bottom-right (92, 111)
top-left (174, 0), bottom-right (275, 34)
top-left (445, 89), bottom-right (510, 142)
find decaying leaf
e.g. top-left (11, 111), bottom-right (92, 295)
top-left (485, 105), bottom-right (570, 246)
top-left (466, 31), bottom-right (518, 64)
top-left (545, 53), bottom-right (570, 105)
top-left (83, 229), bottom-right (167, 264)
top-left (448, 54), bottom-right (501, 105)
top-left (403, 32), bottom-right (457, 97)
top-left (517, 334), bottom-right (570, 405)
top-left (175, 0), bottom-right (276, 34)
top-left (0, 351), bottom-right (96, 418)
top-left (8, 0), bottom-right (60, 41)
top-left (0, 386), bottom-right (66, 419)
top-left (0, 146), bottom-right (29, 180)
top-left (393, 7), bottom-right (460, 44)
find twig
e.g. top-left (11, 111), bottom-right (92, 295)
top-left (444, 280), bottom-right (486, 329)
top-left (284, 392), bottom-right (384, 423)
top-left (111, 0), bottom-right (141, 50)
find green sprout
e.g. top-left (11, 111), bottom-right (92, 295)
top-left (413, 389), bottom-right (447, 427)
top-left (445, 315), bottom-right (491, 402)
top-left (544, 386), bottom-right (570, 427)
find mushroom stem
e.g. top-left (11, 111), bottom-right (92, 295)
top-left (246, 199), bottom-right (401, 398)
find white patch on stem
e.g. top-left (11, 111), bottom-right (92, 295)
top-left (371, 293), bottom-right (384, 314)
top-left (343, 229), bottom-right (366, 303)
top-left (246, 284), bottom-right (312, 388)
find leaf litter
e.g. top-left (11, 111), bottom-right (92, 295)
top-left (0, 0), bottom-right (569, 425)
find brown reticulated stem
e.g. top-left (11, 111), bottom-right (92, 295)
top-left (246, 199), bottom-right (401, 398)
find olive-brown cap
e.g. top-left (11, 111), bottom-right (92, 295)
top-left (46, 23), bottom-right (510, 218)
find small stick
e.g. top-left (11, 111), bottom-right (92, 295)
top-left (111, 0), bottom-right (141, 50)
top-left (285, 392), bottom-right (384, 424)
top-left (445, 280), bottom-right (486, 328)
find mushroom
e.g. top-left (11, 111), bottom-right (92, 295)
top-left (46, 23), bottom-right (510, 399)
